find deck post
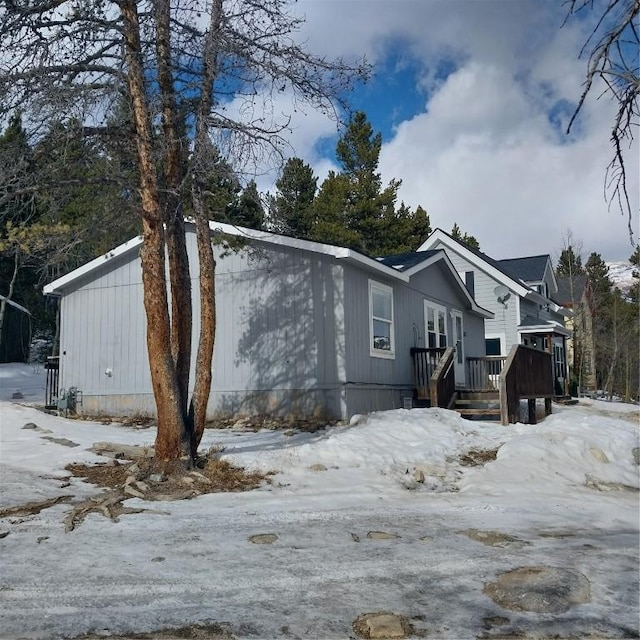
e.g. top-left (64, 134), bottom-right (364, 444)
top-left (544, 397), bottom-right (552, 416)
top-left (527, 398), bottom-right (537, 424)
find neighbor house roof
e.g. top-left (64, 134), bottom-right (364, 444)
top-left (497, 255), bottom-right (550, 283)
top-left (417, 228), bottom-right (538, 298)
top-left (518, 315), bottom-right (572, 337)
top-left (44, 221), bottom-right (493, 318)
top-left (554, 275), bottom-right (589, 306)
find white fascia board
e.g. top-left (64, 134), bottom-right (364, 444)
top-left (208, 220), bottom-right (409, 282)
top-left (544, 257), bottom-right (559, 294)
top-left (418, 229), bottom-right (531, 298)
top-left (404, 250), bottom-right (493, 319)
top-left (43, 235), bottom-right (144, 295)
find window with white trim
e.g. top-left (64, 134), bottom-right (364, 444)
top-left (369, 280), bottom-right (395, 358)
top-left (425, 302), bottom-right (448, 348)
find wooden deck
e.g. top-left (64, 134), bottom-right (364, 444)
top-left (411, 346), bottom-right (554, 424)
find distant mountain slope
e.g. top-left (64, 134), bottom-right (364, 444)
top-left (606, 262), bottom-right (636, 293)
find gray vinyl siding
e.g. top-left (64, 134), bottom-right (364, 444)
top-left (58, 233), bottom-right (345, 419)
top-left (429, 241), bottom-right (519, 352)
top-left (58, 250), bottom-right (150, 413)
top-left (56, 229), bottom-right (488, 420)
top-left (341, 259), bottom-right (486, 410)
top-left (199, 237), bottom-right (344, 419)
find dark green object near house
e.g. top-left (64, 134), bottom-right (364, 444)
top-left (0, 296), bottom-right (31, 363)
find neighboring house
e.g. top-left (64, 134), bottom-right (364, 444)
top-left (417, 229), bottom-right (571, 394)
top-left (554, 275), bottom-right (596, 393)
top-left (43, 222), bottom-right (492, 421)
top-left (0, 295), bottom-right (31, 363)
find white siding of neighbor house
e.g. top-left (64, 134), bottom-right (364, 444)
top-left (428, 240), bottom-right (519, 353)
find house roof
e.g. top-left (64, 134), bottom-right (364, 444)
top-left (417, 228), bottom-right (536, 297)
top-left (554, 275), bottom-right (589, 306)
top-left (376, 250), bottom-right (441, 272)
top-left (518, 315), bottom-right (572, 337)
top-left (497, 255), bottom-right (550, 283)
top-left (43, 221), bottom-right (493, 319)
top-left (417, 228), bottom-right (565, 302)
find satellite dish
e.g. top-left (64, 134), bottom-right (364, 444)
top-left (494, 285), bottom-right (511, 306)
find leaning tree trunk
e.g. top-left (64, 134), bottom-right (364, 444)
top-left (0, 250), bottom-right (20, 357)
top-left (188, 0), bottom-right (223, 456)
top-left (120, 1), bottom-right (190, 463)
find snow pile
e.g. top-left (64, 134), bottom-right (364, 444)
top-left (459, 407), bottom-right (639, 496)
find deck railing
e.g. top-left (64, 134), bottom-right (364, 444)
top-left (430, 347), bottom-right (456, 409)
top-left (45, 355), bottom-right (60, 410)
top-left (410, 347), bottom-right (446, 401)
top-left (499, 344), bottom-right (553, 425)
top-left (466, 356), bottom-right (507, 390)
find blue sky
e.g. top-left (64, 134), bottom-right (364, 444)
top-left (250, 0), bottom-right (638, 262)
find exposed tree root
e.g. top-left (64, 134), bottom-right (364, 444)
top-left (0, 495), bottom-right (72, 518)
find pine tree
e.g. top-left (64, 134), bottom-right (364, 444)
top-left (556, 246), bottom-right (585, 277)
top-left (451, 223), bottom-right (480, 250)
top-left (225, 180), bottom-right (264, 230)
top-left (311, 111), bottom-right (428, 256)
top-left (271, 157), bottom-right (317, 238)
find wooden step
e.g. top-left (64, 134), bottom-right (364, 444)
top-left (456, 408), bottom-right (501, 416)
top-left (457, 391), bottom-right (499, 401)
top-left (455, 399), bottom-right (499, 405)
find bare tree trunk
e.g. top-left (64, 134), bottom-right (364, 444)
top-left (120, 1), bottom-right (189, 462)
top-left (154, 0), bottom-right (192, 417)
top-left (188, 0), bottom-right (223, 456)
top-left (0, 250), bottom-right (20, 356)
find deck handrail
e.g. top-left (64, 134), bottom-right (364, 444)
top-left (466, 356), bottom-right (507, 390)
top-left (410, 347), bottom-right (447, 401)
top-left (430, 346), bottom-right (456, 409)
top-left (499, 344), bottom-right (553, 425)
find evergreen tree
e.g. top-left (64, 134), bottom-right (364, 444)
top-left (451, 223), bottom-right (480, 250)
top-left (271, 157), bottom-right (317, 238)
top-left (224, 180), bottom-right (264, 230)
top-left (310, 171), bottom-right (361, 248)
top-left (556, 246), bottom-right (585, 277)
top-left (310, 111), bottom-right (429, 256)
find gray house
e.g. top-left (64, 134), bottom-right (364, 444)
top-left (43, 222), bottom-right (492, 420)
top-left (417, 228), bottom-right (571, 393)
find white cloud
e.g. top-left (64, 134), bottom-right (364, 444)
top-left (290, 0), bottom-right (638, 261)
top-left (378, 57), bottom-right (637, 260)
top-left (235, 1), bottom-right (638, 260)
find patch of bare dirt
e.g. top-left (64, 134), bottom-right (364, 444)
top-left (205, 415), bottom-right (337, 433)
top-left (483, 566), bottom-right (591, 614)
top-left (352, 611), bottom-right (413, 639)
top-left (62, 455), bottom-right (269, 531)
top-left (459, 529), bottom-right (530, 549)
top-left (459, 448), bottom-right (499, 467)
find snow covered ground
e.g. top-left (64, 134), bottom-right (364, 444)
top-left (0, 364), bottom-right (638, 640)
